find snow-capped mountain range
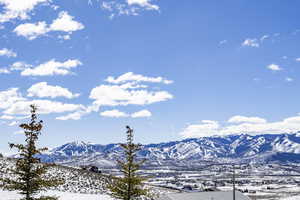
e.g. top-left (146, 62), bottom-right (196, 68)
top-left (39, 133), bottom-right (300, 168)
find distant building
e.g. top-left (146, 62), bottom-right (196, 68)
top-left (157, 191), bottom-right (251, 200)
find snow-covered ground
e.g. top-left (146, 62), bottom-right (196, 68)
top-left (281, 195), bottom-right (300, 200)
top-left (0, 190), bottom-right (113, 200)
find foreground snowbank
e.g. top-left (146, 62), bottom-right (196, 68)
top-left (0, 190), bottom-right (113, 200)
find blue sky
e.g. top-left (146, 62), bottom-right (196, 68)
top-left (1, 0), bottom-right (300, 153)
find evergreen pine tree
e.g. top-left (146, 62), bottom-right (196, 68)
top-left (107, 126), bottom-right (149, 200)
top-left (1, 105), bottom-right (63, 200)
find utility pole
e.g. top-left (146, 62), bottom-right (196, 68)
top-left (233, 164), bottom-right (236, 200)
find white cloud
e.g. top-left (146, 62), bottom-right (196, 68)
top-left (27, 82), bottom-right (80, 99)
top-left (0, 87), bottom-right (84, 122)
top-left (296, 58), bottom-right (300, 62)
top-left (131, 109), bottom-right (151, 118)
top-left (90, 84), bottom-right (173, 106)
top-left (49, 11), bottom-right (84, 32)
top-left (14, 11), bottom-right (84, 40)
top-left (21, 59), bottom-right (82, 76)
top-left (0, 115), bottom-right (14, 120)
top-left (0, 68), bottom-right (10, 74)
top-left (89, 73), bottom-right (173, 119)
top-left (0, 62), bottom-right (31, 74)
top-left (56, 104), bottom-right (99, 121)
top-left (100, 109), bottom-right (128, 118)
top-left (0, 88), bottom-right (25, 110)
top-left (101, 0), bottom-right (159, 17)
top-left (10, 61), bottom-right (32, 71)
top-left (0, 0), bottom-right (50, 23)
top-left (106, 72), bottom-right (173, 84)
top-left (56, 111), bottom-right (84, 120)
top-left (180, 120), bottom-right (220, 138)
top-left (3, 100), bottom-right (83, 115)
top-left (0, 114), bottom-right (29, 120)
top-left (180, 115), bottom-right (300, 138)
top-left (242, 38), bottom-right (259, 48)
top-left (119, 82), bottom-right (148, 89)
top-left (0, 48), bottom-right (17, 57)
top-left (285, 77), bottom-right (294, 82)
top-left (14, 21), bottom-right (48, 40)
top-left (228, 115), bottom-right (267, 124)
top-left (2, 72), bottom-right (172, 121)
top-left (267, 64), bottom-right (282, 71)
top-left (127, 0), bottom-right (159, 10)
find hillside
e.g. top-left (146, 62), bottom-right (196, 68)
top-left (0, 157), bottom-right (108, 194)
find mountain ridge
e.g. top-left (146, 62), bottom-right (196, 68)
top-left (39, 133), bottom-right (300, 168)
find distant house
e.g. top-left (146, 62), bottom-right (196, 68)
top-left (157, 191), bottom-right (251, 200)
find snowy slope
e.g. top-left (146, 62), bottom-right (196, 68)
top-left (0, 157), bottom-right (108, 194)
top-left (0, 190), bottom-right (112, 200)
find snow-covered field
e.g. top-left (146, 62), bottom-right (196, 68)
top-left (0, 190), bottom-right (113, 200)
top-left (281, 196), bottom-right (300, 200)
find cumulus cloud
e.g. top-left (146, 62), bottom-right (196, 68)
top-left (131, 109), bottom-right (151, 118)
top-left (14, 11), bottom-right (84, 40)
top-left (242, 38), bottom-right (259, 47)
top-left (127, 0), bottom-right (159, 10)
top-left (119, 82), bottom-right (148, 89)
top-left (180, 115), bottom-right (300, 138)
top-left (106, 72), bottom-right (173, 84)
top-left (100, 109), bottom-right (128, 118)
top-left (0, 62), bottom-right (31, 74)
top-left (56, 104), bottom-right (99, 121)
top-left (0, 68), bottom-right (10, 74)
top-left (90, 84), bottom-right (173, 106)
top-left (0, 0), bottom-right (50, 23)
top-left (10, 61), bottom-right (32, 71)
top-left (180, 120), bottom-right (220, 138)
top-left (101, 0), bottom-right (159, 17)
top-left (228, 115), bottom-right (267, 124)
top-left (86, 72), bottom-right (173, 119)
top-left (56, 111), bottom-right (84, 120)
top-left (0, 88), bottom-right (26, 110)
top-left (267, 64), bottom-right (282, 71)
top-left (0, 48), bottom-right (17, 57)
top-left (0, 114), bottom-right (28, 120)
top-left (0, 72), bottom-right (172, 121)
top-left (21, 59), bottom-right (82, 76)
top-left (0, 115), bottom-right (14, 120)
top-left (14, 21), bottom-right (48, 40)
top-left (0, 87), bottom-right (84, 121)
top-left (56, 72), bottom-right (173, 120)
top-left (27, 82), bottom-right (80, 99)
top-left (49, 11), bottom-right (84, 32)
top-left (3, 100), bottom-right (83, 115)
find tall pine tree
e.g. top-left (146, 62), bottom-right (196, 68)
top-left (107, 126), bottom-right (149, 200)
top-left (1, 105), bottom-right (63, 200)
